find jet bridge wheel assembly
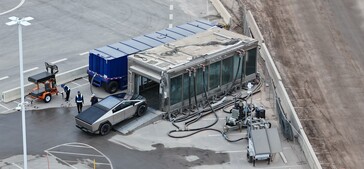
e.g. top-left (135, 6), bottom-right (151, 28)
top-left (99, 122), bottom-right (112, 136)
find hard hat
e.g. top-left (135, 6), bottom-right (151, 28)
top-left (78, 91), bottom-right (81, 94)
top-left (92, 93), bottom-right (95, 96)
top-left (60, 84), bottom-right (65, 88)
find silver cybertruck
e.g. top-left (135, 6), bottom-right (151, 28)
top-left (75, 94), bottom-right (147, 135)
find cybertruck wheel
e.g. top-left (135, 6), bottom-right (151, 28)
top-left (44, 94), bottom-right (52, 103)
top-left (99, 122), bottom-right (111, 136)
top-left (136, 104), bottom-right (147, 117)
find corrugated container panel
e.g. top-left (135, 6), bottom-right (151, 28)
top-left (108, 43), bottom-right (139, 55)
top-left (187, 21), bottom-right (214, 30)
top-left (196, 20), bottom-right (215, 27)
top-left (97, 46), bottom-right (126, 59)
top-left (177, 24), bottom-right (205, 34)
top-left (121, 39), bottom-right (151, 51)
top-left (144, 33), bottom-right (175, 44)
top-left (156, 30), bottom-right (185, 40)
top-left (166, 27), bottom-right (194, 37)
top-left (132, 36), bottom-right (163, 48)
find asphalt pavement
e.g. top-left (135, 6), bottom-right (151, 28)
top-left (0, 0), bottom-right (219, 94)
top-left (0, 77), bottom-right (309, 169)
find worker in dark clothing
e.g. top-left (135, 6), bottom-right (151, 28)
top-left (90, 94), bottom-right (98, 105)
top-left (75, 91), bottom-right (84, 113)
top-left (61, 84), bottom-right (71, 102)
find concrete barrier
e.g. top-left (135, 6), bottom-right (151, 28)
top-left (246, 11), bottom-right (264, 45)
top-left (246, 10), bottom-right (322, 169)
top-left (1, 65), bottom-right (88, 103)
top-left (210, 0), bottom-right (231, 25)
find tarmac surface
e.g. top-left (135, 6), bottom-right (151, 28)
top-left (228, 0), bottom-right (364, 168)
top-left (0, 0), bottom-right (219, 94)
top-left (0, 78), bottom-right (309, 169)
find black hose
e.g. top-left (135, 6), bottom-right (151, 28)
top-left (188, 70), bottom-right (192, 111)
top-left (193, 69), bottom-right (198, 108)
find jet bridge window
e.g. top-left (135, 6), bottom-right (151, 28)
top-left (170, 75), bottom-right (182, 105)
top-left (196, 67), bottom-right (208, 95)
top-left (222, 57), bottom-right (234, 85)
top-left (246, 48), bottom-right (257, 76)
top-left (233, 55), bottom-right (243, 80)
top-left (183, 72), bottom-right (194, 101)
top-left (209, 61), bottom-right (221, 89)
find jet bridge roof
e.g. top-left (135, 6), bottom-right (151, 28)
top-left (129, 27), bottom-right (257, 72)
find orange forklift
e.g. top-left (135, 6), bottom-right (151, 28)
top-left (27, 62), bottom-right (59, 103)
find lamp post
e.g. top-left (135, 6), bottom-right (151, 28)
top-left (6, 16), bottom-right (33, 169)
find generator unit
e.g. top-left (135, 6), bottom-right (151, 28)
top-left (87, 20), bottom-right (215, 93)
top-left (127, 27), bottom-right (259, 112)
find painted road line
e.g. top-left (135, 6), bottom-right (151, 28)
top-left (0, 0), bottom-right (25, 16)
top-left (71, 82), bottom-right (81, 86)
top-left (82, 77), bottom-right (89, 82)
top-left (0, 76), bottom-right (9, 81)
top-left (0, 103), bottom-right (10, 110)
top-left (79, 52), bottom-right (89, 56)
top-left (51, 58), bottom-right (68, 64)
top-left (11, 163), bottom-right (23, 169)
top-left (23, 67), bottom-right (39, 73)
top-left (47, 150), bottom-right (105, 158)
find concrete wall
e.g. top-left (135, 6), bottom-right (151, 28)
top-left (210, 0), bottom-right (231, 25)
top-left (246, 11), bottom-right (322, 169)
top-left (1, 65), bottom-right (88, 103)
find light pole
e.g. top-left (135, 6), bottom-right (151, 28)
top-left (6, 16), bottom-right (33, 169)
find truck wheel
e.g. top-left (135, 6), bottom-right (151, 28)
top-left (99, 122), bottom-right (111, 136)
top-left (106, 81), bottom-right (119, 94)
top-left (248, 152), bottom-right (253, 163)
top-left (44, 94), bottom-right (52, 103)
top-left (136, 104), bottom-right (147, 117)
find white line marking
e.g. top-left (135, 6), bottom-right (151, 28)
top-left (79, 52), bottom-right (89, 56)
top-left (71, 82), bottom-right (81, 86)
top-left (47, 150), bottom-right (104, 158)
top-left (62, 144), bottom-right (92, 149)
top-left (0, 76), bottom-right (9, 81)
top-left (45, 142), bottom-right (114, 169)
top-left (169, 24), bottom-right (173, 28)
top-left (23, 67), bottom-right (39, 73)
top-left (0, 0), bottom-right (26, 16)
top-left (169, 14), bottom-right (173, 20)
top-left (110, 140), bottom-right (134, 150)
top-left (169, 5), bottom-right (174, 10)
top-left (51, 58), bottom-right (67, 64)
top-left (11, 163), bottom-right (23, 169)
top-left (0, 110), bottom-right (12, 114)
top-left (46, 152), bottom-right (77, 169)
top-left (64, 160), bottom-right (112, 166)
top-left (0, 103), bottom-right (10, 110)
top-left (82, 77), bottom-right (89, 81)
